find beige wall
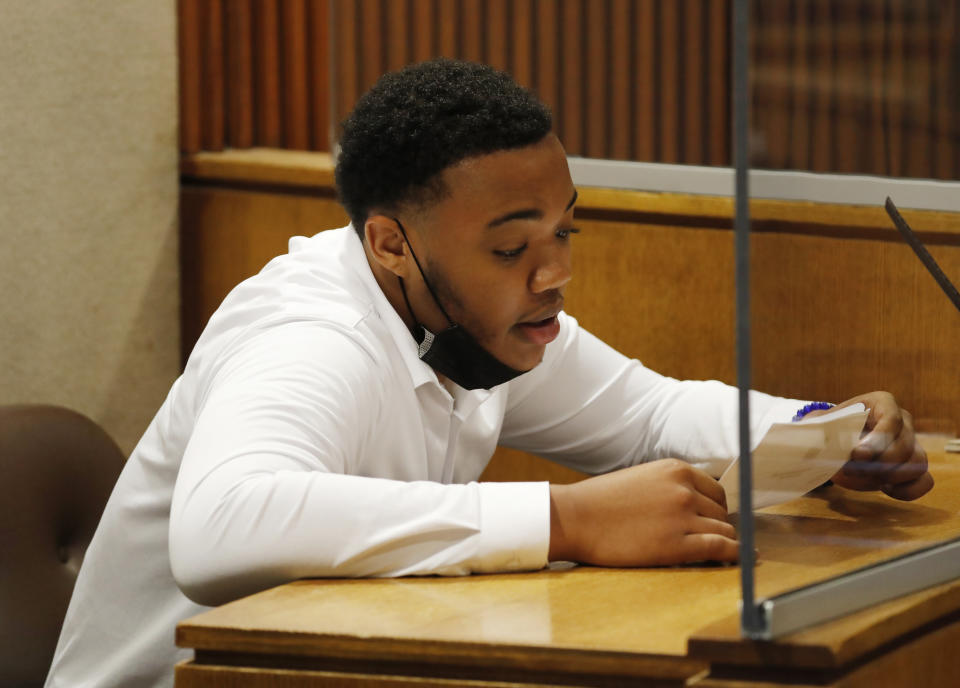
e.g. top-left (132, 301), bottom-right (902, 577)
top-left (0, 1), bottom-right (180, 454)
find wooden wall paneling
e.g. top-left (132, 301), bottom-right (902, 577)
top-left (178, 0), bottom-right (203, 153)
top-left (854, 0), bottom-right (873, 174)
top-left (437, 0), bottom-right (457, 58)
top-left (769, 0), bottom-right (794, 169)
top-left (253, 0), bottom-right (282, 147)
top-left (225, 0), bottom-right (254, 149)
top-left (460, 0), bottom-right (483, 63)
top-left (659, 0), bottom-right (679, 163)
top-left (563, 218), bottom-right (737, 386)
top-left (634, 0), bottom-right (656, 162)
top-left (789, 0), bottom-right (811, 171)
top-left (833, 0), bottom-right (861, 173)
top-left (868, 0), bottom-right (888, 175)
top-left (707, 0), bottom-right (729, 166)
top-left (933, 1), bottom-right (957, 180)
top-left (953, 0), bottom-right (959, 177)
top-left (510, 0), bottom-right (534, 89)
top-left (683, 0), bottom-right (704, 165)
top-left (534, 0), bottom-right (560, 126)
top-left (810, 0), bottom-right (834, 172)
top-left (585, 0), bottom-right (608, 159)
top-left (332, 0), bottom-right (358, 129)
top-left (411, 0), bottom-right (435, 64)
top-left (751, 232), bottom-right (960, 434)
top-left (748, 0), bottom-right (766, 166)
top-left (609, 0), bottom-right (631, 160)
top-left (281, 0), bottom-right (310, 150)
top-left (385, 0), bottom-right (409, 69)
top-left (485, 0), bottom-right (509, 71)
top-left (359, 0), bottom-right (385, 92)
top-left (560, 0), bottom-right (584, 155)
top-left (480, 446), bottom-right (587, 484)
top-left (749, 0), bottom-right (765, 171)
top-left (308, 0), bottom-right (331, 151)
top-left (177, 0), bottom-right (957, 178)
top-left (904, 0), bottom-right (933, 179)
top-left (886, 0), bottom-right (906, 177)
top-left (201, 0), bottom-right (225, 151)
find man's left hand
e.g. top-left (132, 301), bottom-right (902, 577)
top-left (827, 391), bottom-right (933, 500)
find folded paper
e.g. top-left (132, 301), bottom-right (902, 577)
top-left (721, 403), bottom-right (868, 513)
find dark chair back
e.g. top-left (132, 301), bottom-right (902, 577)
top-left (0, 405), bottom-right (124, 687)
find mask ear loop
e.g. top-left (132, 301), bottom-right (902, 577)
top-left (396, 275), bottom-right (422, 338)
top-left (393, 217), bottom-right (455, 326)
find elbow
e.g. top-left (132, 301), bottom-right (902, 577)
top-left (169, 503), bottom-right (278, 607)
top-left (169, 520), bottom-right (233, 606)
top-left (170, 526), bottom-right (285, 607)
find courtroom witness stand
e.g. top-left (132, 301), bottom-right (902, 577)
top-left (46, 59), bottom-right (931, 688)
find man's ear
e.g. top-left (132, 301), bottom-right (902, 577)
top-left (365, 214), bottom-right (408, 277)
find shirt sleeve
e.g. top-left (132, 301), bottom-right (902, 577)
top-left (500, 313), bottom-right (802, 477)
top-left (169, 321), bottom-right (549, 607)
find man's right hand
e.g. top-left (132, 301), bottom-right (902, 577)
top-left (548, 459), bottom-right (739, 566)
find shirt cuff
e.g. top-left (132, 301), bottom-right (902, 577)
top-left (759, 397), bottom-right (813, 439)
top-left (472, 481), bottom-right (550, 573)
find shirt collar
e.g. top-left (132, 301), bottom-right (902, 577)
top-left (343, 227), bottom-right (494, 414)
top-left (341, 228), bottom-right (461, 392)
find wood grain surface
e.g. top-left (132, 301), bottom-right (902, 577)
top-left (175, 440), bottom-right (960, 686)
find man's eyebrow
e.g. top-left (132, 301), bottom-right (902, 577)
top-left (486, 190), bottom-right (579, 229)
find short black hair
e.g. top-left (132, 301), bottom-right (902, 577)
top-left (334, 58), bottom-right (553, 238)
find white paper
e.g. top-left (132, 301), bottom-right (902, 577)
top-left (720, 403), bottom-right (869, 513)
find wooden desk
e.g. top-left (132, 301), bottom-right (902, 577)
top-left (175, 439), bottom-right (960, 687)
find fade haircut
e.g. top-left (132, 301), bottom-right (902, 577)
top-left (335, 58), bottom-right (553, 238)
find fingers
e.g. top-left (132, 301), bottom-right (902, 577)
top-left (690, 514), bottom-right (736, 539)
top-left (686, 464), bottom-right (728, 511)
top-left (834, 438), bottom-right (932, 499)
top-left (882, 472), bottom-right (934, 501)
top-left (830, 470), bottom-right (880, 492)
top-left (680, 532), bottom-right (740, 563)
top-left (651, 458), bottom-right (728, 510)
top-left (843, 396), bottom-right (932, 496)
top-left (881, 443), bottom-right (929, 485)
top-left (694, 490), bottom-right (731, 522)
top-left (663, 463), bottom-right (739, 563)
top-left (680, 498), bottom-right (738, 565)
top-left (840, 440), bottom-right (921, 484)
top-left (850, 393), bottom-right (903, 463)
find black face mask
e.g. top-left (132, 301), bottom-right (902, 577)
top-left (394, 218), bottom-right (526, 390)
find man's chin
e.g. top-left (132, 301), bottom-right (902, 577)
top-left (497, 341), bottom-right (548, 373)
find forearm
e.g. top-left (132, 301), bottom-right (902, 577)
top-left (170, 467), bottom-right (550, 606)
top-left (502, 319), bottom-right (802, 477)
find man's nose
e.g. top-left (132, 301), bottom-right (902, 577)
top-left (530, 248), bottom-right (572, 293)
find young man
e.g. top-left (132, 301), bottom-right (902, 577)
top-left (47, 59), bottom-right (930, 687)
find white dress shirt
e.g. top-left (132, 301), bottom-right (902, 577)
top-left (46, 226), bottom-right (800, 687)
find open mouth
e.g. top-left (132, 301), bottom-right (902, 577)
top-left (516, 315), bottom-right (561, 345)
